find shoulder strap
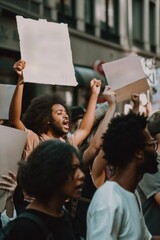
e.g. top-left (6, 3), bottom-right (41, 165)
top-left (18, 212), bottom-right (54, 240)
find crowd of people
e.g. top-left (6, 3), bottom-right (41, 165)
top-left (0, 59), bottom-right (160, 240)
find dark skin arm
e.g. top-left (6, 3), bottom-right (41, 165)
top-left (9, 59), bottom-right (26, 130)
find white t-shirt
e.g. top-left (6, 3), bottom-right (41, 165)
top-left (87, 181), bottom-right (152, 240)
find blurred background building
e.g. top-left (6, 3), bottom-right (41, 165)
top-left (0, 0), bottom-right (160, 112)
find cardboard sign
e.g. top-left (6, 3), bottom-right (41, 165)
top-left (102, 55), bottom-right (150, 102)
top-left (0, 125), bottom-right (27, 212)
top-left (16, 16), bottom-right (77, 86)
top-left (0, 84), bottom-right (16, 120)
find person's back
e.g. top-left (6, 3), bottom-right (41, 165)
top-left (88, 181), bottom-right (149, 239)
top-left (5, 208), bottom-right (76, 240)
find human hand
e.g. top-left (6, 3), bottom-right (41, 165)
top-left (0, 171), bottom-right (17, 199)
top-left (13, 59), bottom-right (26, 81)
top-left (131, 93), bottom-right (140, 106)
top-left (103, 86), bottom-right (116, 106)
top-left (90, 78), bottom-right (102, 96)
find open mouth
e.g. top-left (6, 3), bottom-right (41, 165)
top-left (62, 120), bottom-right (69, 129)
top-left (75, 183), bottom-right (84, 192)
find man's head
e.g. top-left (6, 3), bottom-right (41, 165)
top-left (102, 111), bottom-right (158, 174)
top-left (18, 140), bottom-right (85, 203)
top-left (147, 111), bottom-right (160, 138)
top-left (22, 94), bottom-right (70, 136)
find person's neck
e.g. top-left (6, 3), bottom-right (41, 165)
top-left (46, 131), bottom-right (60, 139)
top-left (45, 130), bottom-right (67, 142)
top-left (110, 166), bottom-right (142, 193)
top-left (27, 198), bottom-right (64, 218)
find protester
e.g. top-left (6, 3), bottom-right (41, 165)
top-left (9, 59), bottom-right (101, 160)
top-left (78, 101), bottom-right (108, 155)
top-left (83, 86), bottom-right (116, 167)
top-left (137, 111), bottom-right (160, 235)
top-left (87, 111), bottom-right (160, 239)
top-left (90, 92), bottom-right (151, 189)
top-left (4, 140), bottom-right (85, 240)
top-left (75, 86), bottom-right (116, 239)
top-left (8, 59), bottom-right (101, 217)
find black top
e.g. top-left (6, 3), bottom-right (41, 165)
top-left (7, 209), bottom-right (77, 240)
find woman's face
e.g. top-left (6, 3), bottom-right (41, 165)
top-left (61, 154), bottom-right (85, 200)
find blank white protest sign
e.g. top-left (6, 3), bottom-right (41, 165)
top-left (16, 16), bottom-right (77, 86)
top-left (102, 55), bottom-right (150, 102)
top-left (0, 125), bottom-right (27, 212)
top-left (0, 84), bottom-right (16, 120)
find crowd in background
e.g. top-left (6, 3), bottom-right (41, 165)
top-left (0, 59), bottom-right (160, 239)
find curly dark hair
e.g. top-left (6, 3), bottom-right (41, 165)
top-left (102, 111), bottom-right (148, 169)
top-left (18, 140), bottom-right (81, 203)
top-left (22, 94), bottom-right (70, 135)
top-left (147, 111), bottom-right (160, 137)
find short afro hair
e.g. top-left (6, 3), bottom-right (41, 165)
top-left (102, 111), bottom-right (148, 169)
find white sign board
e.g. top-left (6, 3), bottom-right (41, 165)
top-left (0, 84), bottom-right (16, 120)
top-left (102, 55), bottom-right (150, 102)
top-left (0, 125), bottom-right (27, 212)
top-left (16, 16), bottom-right (77, 86)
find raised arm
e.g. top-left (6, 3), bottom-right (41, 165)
top-left (72, 78), bottom-right (101, 146)
top-left (131, 93), bottom-right (140, 114)
top-left (9, 60), bottom-right (26, 130)
top-left (91, 149), bottom-right (107, 188)
top-left (83, 86), bottom-right (116, 166)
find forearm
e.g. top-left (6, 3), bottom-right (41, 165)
top-left (94, 102), bottom-right (108, 126)
top-left (74, 93), bottom-right (98, 146)
top-left (83, 103), bottom-right (116, 164)
top-left (151, 237), bottom-right (160, 240)
top-left (73, 79), bottom-right (101, 146)
top-left (132, 103), bottom-right (140, 114)
top-left (131, 93), bottom-right (140, 114)
top-left (92, 103), bottom-right (116, 149)
top-left (91, 150), bottom-right (107, 188)
top-left (5, 197), bottom-right (15, 218)
top-left (9, 76), bottom-right (24, 129)
top-left (80, 93), bottom-right (98, 133)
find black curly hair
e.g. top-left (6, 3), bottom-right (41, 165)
top-left (102, 111), bottom-right (148, 169)
top-left (22, 94), bottom-right (70, 135)
top-left (18, 140), bottom-right (81, 203)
